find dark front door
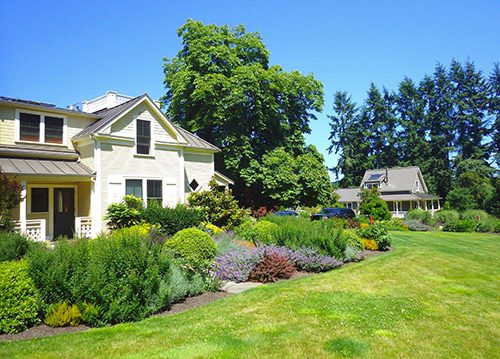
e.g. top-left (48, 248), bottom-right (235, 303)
top-left (53, 188), bottom-right (75, 238)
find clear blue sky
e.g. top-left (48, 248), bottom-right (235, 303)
top-left (1, 0), bottom-right (499, 178)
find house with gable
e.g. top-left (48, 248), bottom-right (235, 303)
top-left (0, 91), bottom-right (232, 241)
top-left (336, 166), bottom-right (441, 218)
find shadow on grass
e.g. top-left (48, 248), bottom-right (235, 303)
top-left (325, 337), bottom-right (369, 357)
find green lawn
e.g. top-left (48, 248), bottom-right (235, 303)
top-left (1, 232), bottom-right (499, 358)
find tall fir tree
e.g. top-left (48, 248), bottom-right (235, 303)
top-left (489, 63), bottom-right (500, 166)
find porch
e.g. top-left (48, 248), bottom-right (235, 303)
top-left (1, 157), bottom-right (96, 241)
top-left (388, 199), bottom-right (441, 218)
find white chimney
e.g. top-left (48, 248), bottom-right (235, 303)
top-left (81, 90), bottom-right (134, 113)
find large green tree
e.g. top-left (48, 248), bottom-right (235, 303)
top-left (163, 20), bottom-right (324, 206)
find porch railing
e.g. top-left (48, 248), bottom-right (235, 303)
top-left (13, 219), bottom-right (46, 242)
top-left (75, 217), bottom-right (92, 238)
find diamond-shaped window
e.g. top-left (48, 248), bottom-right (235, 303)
top-left (189, 179), bottom-right (199, 191)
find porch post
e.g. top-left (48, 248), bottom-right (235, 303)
top-left (437, 199), bottom-right (440, 210)
top-left (396, 201), bottom-right (399, 217)
top-left (20, 179), bottom-right (27, 233)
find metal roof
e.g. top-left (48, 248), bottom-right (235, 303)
top-left (336, 188), bottom-right (361, 202)
top-left (361, 167), bottom-right (423, 192)
top-left (0, 158), bottom-right (94, 177)
top-left (0, 144), bottom-right (78, 160)
top-left (174, 126), bottom-right (220, 152)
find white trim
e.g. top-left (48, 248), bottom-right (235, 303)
top-left (99, 96), bottom-right (187, 144)
top-left (15, 108), bottom-right (68, 145)
top-left (178, 148), bottom-right (185, 203)
top-left (91, 140), bottom-right (102, 237)
top-left (20, 180), bottom-right (27, 233)
top-left (134, 118), bottom-right (155, 156)
top-left (122, 176), bottom-right (165, 206)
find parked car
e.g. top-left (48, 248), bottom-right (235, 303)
top-left (274, 210), bottom-right (299, 217)
top-left (310, 207), bottom-right (356, 221)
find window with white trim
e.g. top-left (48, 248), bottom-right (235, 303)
top-left (18, 111), bottom-right (65, 144)
top-left (147, 180), bottom-right (162, 204)
top-left (125, 179), bottom-right (143, 198)
top-left (136, 119), bottom-right (151, 155)
top-left (125, 179), bottom-right (163, 205)
top-left (31, 188), bottom-right (49, 213)
top-left (415, 180), bottom-right (419, 191)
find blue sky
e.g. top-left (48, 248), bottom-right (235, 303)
top-left (1, 0), bottom-right (499, 178)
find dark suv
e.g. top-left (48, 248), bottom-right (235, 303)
top-left (310, 207), bottom-right (356, 221)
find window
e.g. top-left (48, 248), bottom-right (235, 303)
top-left (45, 116), bottom-right (64, 144)
top-left (18, 111), bottom-right (65, 144)
top-left (125, 179), bottom-right (143, 198)
top-left (136, 119), bottom-right (151, 154)
top-left (189, 179), bottom-right (199, 191)
top-left (415, 180), bottom-right (420, 191)
top-left (147, 180), bottom-right (162, 204)
top-left (31, 188), bottom-right (48, 212)
top-left (20, 113), bottom-right (41, 142)
top-left (364, 182), bottom-right (379, 189)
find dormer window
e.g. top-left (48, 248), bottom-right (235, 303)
top-left (17, 111), bottom-right (65, 144)
top-left (364, 182), bottom-right (379, 189)
top-left (136, 119), bottom-right (151, 155)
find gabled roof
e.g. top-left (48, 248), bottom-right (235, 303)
top-left (361, 166), bottom-right (425, 192)
top-left (73, 95), bottom-right (147, 139)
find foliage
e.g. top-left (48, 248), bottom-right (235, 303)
top-left (252, 220), bottom-right (279, 243)
top-left (164, 228), bottom-right (216, 273)
top-left (169, 263), bottom-right (206, 304)
top-left (358, 187), bottom-right (391, 220)
top-left (27, 228), bottom-right (172, 326)
top-left (434, 210), bottom-right (460, 225)
top-left (357, 223), bottom-right (392, 250)
top-left (105, 195), bottom-right (143, 229)
top-left (163, 20), bottom-right (324, 207)
top-left (212, 247), bottom-right (261, 283)
top-left (201, 222), bottom-right (223, 236)
top-left (0, 170), bottom-right (23, 231)
top-left (403, 220), bottom-right (434, 231)
top-left (406, 209), bottom-right (433, 225)
top-left (443, 219), bottom-right (477, 233)
top-left (288, 247), bottom-right (343, 272)
top-left (0, 231), bottom-right (29, 262)
top-left (252, 206), bottom-right (269, 218)
top-left (460, 209), bottom-right (489, 221)
top-left (340, 230), bottom-right (364, 251)
top-left (243, 146), bottom-right (334, 208)
top-left (328, 60), bottom-right (497, 201)
top-left (262, 216), bottom-right (347, 258)
top-left (379, 219), bottom-right (409, 231)
top-left (362, 239), bottom-right (378, 251)
top-left (44, 301), bottom-right (82, 327)
top-left (213, 231), bottom-right (241, 256)
top-left (187, 180), bottom-right (246, 229)
top-left (248, 254), bottom-right (295, 283)
top-left (141, 201), bottom-right (203, 236)
top-left (0, 260), bottom-right (40, 334)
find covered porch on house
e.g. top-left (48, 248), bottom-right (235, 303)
top-left (1, 158), bottom-right (95, 241)
top-left (382, 193), bottom-right (441, 218)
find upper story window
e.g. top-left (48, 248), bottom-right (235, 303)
top-left (17, 111), bottom-right (65, 144)
top-left (364, 182), bottom-right (379, 189)
top-left (136, 119), bottom-right (151, 155)
top-left (415, 180), bottom-right (420, 191)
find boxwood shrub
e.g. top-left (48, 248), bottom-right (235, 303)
top-left (141, 202), bottom-right (203, 236)
top-left (443, 219), bottom-right (477, 233)
top-left (0, 231), bottom-right (29, 262)
top-left (0, 260), bottom-right (40, 334)
top-left (164, 228), bottom-right (217, 273)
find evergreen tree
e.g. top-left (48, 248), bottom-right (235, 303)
top-left (489, 63), bottom-right (500, 166)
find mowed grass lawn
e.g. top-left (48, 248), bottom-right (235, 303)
top-left (1, 232), bottom-right (499, 358)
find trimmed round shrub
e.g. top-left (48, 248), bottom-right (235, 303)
top-left (460, 210), bottom-right (489, 221)
top-left (0, 260), bottom-right (40, 334)
top-left (434, 210), bottom-right (459, 225)
top-left (141, 202), bottom-right (203, 236)
top-left (44, 301), bottom-right (82, 327)
top-left (248, 254), bottom-right (295, 283)
top-left (164, 228), bottom-right (216, 272)
top-left (0, 231), bottom-right (29, 262)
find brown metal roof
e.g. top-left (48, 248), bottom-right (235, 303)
top-left (0, 158), bottom-right (94, 177)
top-left (0, 144), bottom-right (79, 160)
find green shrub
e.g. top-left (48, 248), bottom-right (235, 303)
top-left (164, 228), bottom-right (216, 273)
top-left (357, 223), bottom-right (392, 250)
top-left (378, 219), bottom-right (409, 231)
top-left (80, 302), bottom-right (100, 326)
top-left (0, 170), bottom-right (23, 231)
top-left (262, 216), bottom-right (346, 258)
top-left (403, 220), bottom-right (433, 231)
top-left (187, 180), bottom-right (246, 229)
top-left (105, 195), bottom-right (144, 229)
top-left (341, 230), bottom-right (364, 251)
top-left (434, 210), bottom-right (460, 225)
top-left (44, 301), bottom-right (82, 327)
top-left (358, 187), bottom-right (391, 220)
top-left (141, 201), bottom-right (203, 236)
top-left (252, 220), bottom-right (279, 243)
top-left (168, 263), bottom-right (206, 303)
top-left (460, 210), bottom-right (489, 221)
top-left (406, 209), bottom-right (433, 224)
top-left (28, 228), bottom-right (172, 326)
top-left (443, 219), bottom-right (477, 233)
top-left (0, 231), bottom-right (29, 262)
top-left (0, 260), bottom-right (40, 334)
